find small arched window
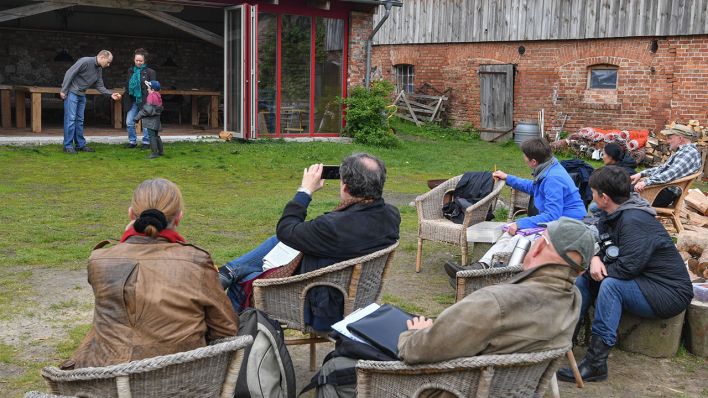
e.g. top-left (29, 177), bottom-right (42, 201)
top-left (588, 65), bottom-right (618, 89)
top-left (394, 64), bottom-right (415, 93)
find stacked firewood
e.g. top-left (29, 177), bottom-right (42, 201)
top-left (679, 189), bottom-right (708, 281)
top-left (644, 120), bottom-right (708, 166)
top-left (550, 127), bottom-right (648, 161)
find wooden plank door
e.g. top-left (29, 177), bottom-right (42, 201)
top-left (479, 64), bottom-right (514, 140)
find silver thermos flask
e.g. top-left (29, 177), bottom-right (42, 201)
top-left (507, 236), bottom-right (532, 266)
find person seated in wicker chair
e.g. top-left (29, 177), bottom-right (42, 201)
top-left (630, 124), bottom-right (701, 207)
top-left (62, 178), bottom-right (238, 369)
top-left (399, 217), bottom-right (594, 375)
top-left (446, 137), bottom-right (586, 277)
top-left (219, 153), bottom-right (400, 331)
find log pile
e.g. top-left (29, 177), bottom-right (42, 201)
top-left (550, 127), bottom-right (648, 163)
top-left (677, 207), bottom-right (708, 281)
top-left (644, 120), bottom-right (708, 167)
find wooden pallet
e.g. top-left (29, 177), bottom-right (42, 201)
top-left (393, 91), bottom-right (447, 126)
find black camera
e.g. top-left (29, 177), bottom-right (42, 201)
top-left (599, 233), bottom-right (620, 263)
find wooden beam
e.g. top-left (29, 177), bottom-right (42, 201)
top-left (0, 2), bottom-right (73, 23)
top-left (39, 0), bottom-right (184, 13)
top-left (134, 9), bottom-right (222, 47)
top-left (306, 0), bottom-right (330, 10)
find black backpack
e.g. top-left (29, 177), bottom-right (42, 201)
top-left (300, 332), bottom-right (396, 397)
top-left (442, 171), bottom-right (495, 224)
top-left (235, 308), bottom-right (296, 398)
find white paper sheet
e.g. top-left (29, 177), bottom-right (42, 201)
top-left (331, 303), bottom-right (381, 344)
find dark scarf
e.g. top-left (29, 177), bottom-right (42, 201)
top-left (332, 197), bottom-right (375, 212)
top-left (128, 65), bottom-right (146, 104)
top-left (532, 157), bottom-right (557, 181)
top-left (120, 225), bottom-right (185, 243)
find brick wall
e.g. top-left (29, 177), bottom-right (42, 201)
top-left (347, 11), bottom-right (372, 88)
top-left (0, 29), bottom-right (222, 90)
top-left (371, 36), bottom-right (708, 133)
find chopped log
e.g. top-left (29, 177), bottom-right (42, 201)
top-left (617, 311), bottom-right (686, 358)
top-left (686, 300), bottom-right (708, 357)
top-left (677, 231), bottom-right (708, 257)
top-left (679, 250), bottom-right (692, 262)
top-left (687, 211), bottom-right (708, 227)
top-left (685, 189), bottom-right (708, 215)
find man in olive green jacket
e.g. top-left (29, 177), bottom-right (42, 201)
top-left (398, 218), bottom-right (594, 367)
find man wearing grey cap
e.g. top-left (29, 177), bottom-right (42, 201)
top-left (557, 166), bottom-right (693, 383)
top-left (398, 217), bottom-right (594, 370)
top-left (630, 123), bottom-right (702, 206)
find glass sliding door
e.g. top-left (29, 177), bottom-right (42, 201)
top-left (224, 6), bottom-right (245, 137)
top-left (280, 15), bottom-right (311, 134)
top-left (225, 7), bottom-right (345, 138)
top-left (257, 12), bottom-right (277, 135)
top-left (314, 17), bottom-right (343, 134)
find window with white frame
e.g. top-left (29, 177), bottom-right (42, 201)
top-left (394, 64), bottom-right (415, 93)
top-left (588, 65), bottom-right (618, 89)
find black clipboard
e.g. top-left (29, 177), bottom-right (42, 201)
top-left (346, 304), bottom-right (414, 358)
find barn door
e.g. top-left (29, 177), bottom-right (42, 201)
top-left (479, 64), bottom-right (514, 141)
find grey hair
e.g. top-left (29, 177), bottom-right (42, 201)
top-left (340, 153), bottom-right (386, 199)
top-left (97, 50), bottom-right (112, 59)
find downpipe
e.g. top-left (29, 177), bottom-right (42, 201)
top-left (365, 0), bottom-right (393, 90)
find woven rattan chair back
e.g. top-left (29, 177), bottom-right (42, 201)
top-left (415, 178), bottom-right (505, 272)
top-left (40, 335), bottom-right (252, 398)
top-left (252, 242), bottom-right (399, 370)
top-left (356, 347), bottom-right (568, 398)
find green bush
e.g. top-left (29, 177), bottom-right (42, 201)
top-left (341, 80), bottom-right (400, 148)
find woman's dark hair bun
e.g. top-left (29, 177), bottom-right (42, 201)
top-left (134, 209), bottom-right (168, 233)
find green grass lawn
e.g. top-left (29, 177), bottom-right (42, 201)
top-left (1, 121), bottom-right (705, 395)
top-left (0, 124), bottom-right (531, 273)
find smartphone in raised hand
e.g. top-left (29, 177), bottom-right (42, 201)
top-left (321, 165), bottom-right (341, 180)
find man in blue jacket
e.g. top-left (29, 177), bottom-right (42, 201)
top-left (557, 166), bottom-right (693, 383)
top-left (446, 137), bottom-right (586, 276)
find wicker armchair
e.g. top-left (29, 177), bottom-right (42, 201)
top-left (454, 252), bottom-right (520, 301)
top-left (40, 335), bottom-right (253, 398)
top-left (253, 242), bottom-right (398, 370)
top-left (415, 177), bottom-right (505, 272)
top-left (24, 393), bottom-right (75, 398)
top-left (507, 189), bottom-right (531, 222)
top-left (356, 346), bottom-right (569, 398)
top-left (638, 171), bottom-right (702, 233)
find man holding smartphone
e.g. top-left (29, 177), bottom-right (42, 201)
top-left (219, 153), bottom-right (401, 331)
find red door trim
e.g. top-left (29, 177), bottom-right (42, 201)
top-left (309, 16), bottom-right (316, 136)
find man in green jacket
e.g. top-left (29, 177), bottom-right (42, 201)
top-left (399, 217), bottom-right (593, 368)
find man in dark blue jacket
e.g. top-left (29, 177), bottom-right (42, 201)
top-left (557, 166), bottom-right (693, 383)
top-left (219, 153), bottom-right (401, 330)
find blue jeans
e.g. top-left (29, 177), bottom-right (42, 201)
top-left (576, 275), bottom-right (657, 347)
top-left (126, 102), bottom-right (150, 144)
top-left (63, 92), bottom-right (87, 149)
top-left (221, 235), bottom-right (279, 313)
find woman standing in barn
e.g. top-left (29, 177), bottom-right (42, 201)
top-left (124, 48), bottom-right (157, 148)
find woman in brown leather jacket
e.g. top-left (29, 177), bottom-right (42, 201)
top-left (64, 178), bottom-right (237, 369)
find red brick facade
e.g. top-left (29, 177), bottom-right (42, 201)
top-left (347, 11), bottom-right (373, 88)
top-left (370, 36), bottom-right (708, 133)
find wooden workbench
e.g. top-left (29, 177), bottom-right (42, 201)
top-left (13, 86), bottom-right (124, 133)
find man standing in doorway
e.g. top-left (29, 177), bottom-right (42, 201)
top-left (60, 50), bottom-right (122, 154)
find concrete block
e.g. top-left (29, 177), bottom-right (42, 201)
top-left (616, 311), bottom-right (685, 358)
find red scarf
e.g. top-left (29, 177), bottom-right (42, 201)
top-left (120, 225), bottom-right (186, 243)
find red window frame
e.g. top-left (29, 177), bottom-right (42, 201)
top-left (255, 4), bottom-right (348, 138)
